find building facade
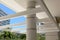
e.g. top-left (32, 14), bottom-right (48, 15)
top-left (0, 9), bottom-right (10, 26)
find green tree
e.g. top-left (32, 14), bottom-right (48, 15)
top-left (20, 34), bottom-right (26, 39)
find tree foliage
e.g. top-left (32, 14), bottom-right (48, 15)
top-left (0, 31), bottom-right (26, 40)
top-left (0, 31), bottom-right (45, 40)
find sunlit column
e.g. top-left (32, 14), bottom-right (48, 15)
top-left (26, 0), bottom-right (37, 40)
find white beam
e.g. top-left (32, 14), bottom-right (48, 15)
top-left (37, 18), bottom-right (51, 22)
top-left (0, 18), bottom-right (58, 29)
top-left (0, 22), bottom-right (59, 33)
top-left (0, 22), bottom-right (26, 29)
top-left (0, 0), bottom-right (25, 12)
top-left (2, 27), bottom-right (59, 34)
top-left (0, 7), bottom-right (43, 21)
top-left (0, 21), bottom-right (58, 31)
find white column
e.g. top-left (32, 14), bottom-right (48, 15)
top-left (45, 31), bottom-right (60, 40)
top-left (26, 0), bottom-right (37, 40)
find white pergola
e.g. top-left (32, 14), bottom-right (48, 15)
top-left (0, 0), bottom-right (60, 40)
top-left (0, 0), bottom-right (60, 32)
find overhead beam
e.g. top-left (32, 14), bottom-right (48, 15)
top-left (1, 26), bottom-right (59, 33)
top-left (37, 17), bottom-right (60, 23)
top-left (0, 22), bottom-right (26, 29)
top-left (37, 18), bottom-right (51, 22)
top-left (0, 18), bottom-right (58, 29)
top-left (0, 7), bottom-right (43, 21)
top-left (0, 19), bottom-right (59, 30)
top-left (0, 0), bottom-right (25, 12)
top-left (1, 24), bottom-right (59, 33)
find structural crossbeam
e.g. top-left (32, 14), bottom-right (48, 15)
top-left (0, 7), bottom-right (43, 21)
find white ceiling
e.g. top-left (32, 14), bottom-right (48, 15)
top-left (43, 0), bottom-right (60, 17)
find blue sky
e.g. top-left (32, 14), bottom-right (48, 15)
top-left (0, 3), bottom-right (26, 32)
